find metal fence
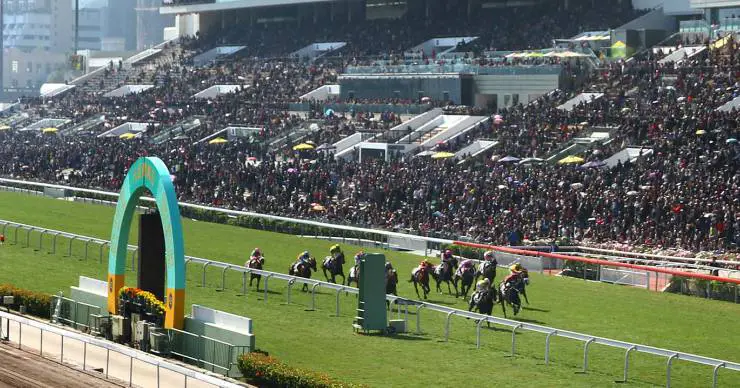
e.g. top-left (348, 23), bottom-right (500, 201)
top-left (599, 267), bottom-right (649, 288)
top-left (168, 329), bottom-right (248, 377)
top-left (0, 310), bottom-right (242, 388)
top-left (50, 295), bottom-right (102, 331)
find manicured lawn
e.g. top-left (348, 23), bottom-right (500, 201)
top-left (1, 191), bottom-right (739, 387)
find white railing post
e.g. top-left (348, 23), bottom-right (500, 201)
top-left (68, 236), bottom-right (76, 256)
top-left (713, 362), bottom-right (725, 388)
top-left (583, 338), bottom-right (595, 372)
top-left (335, 287), bottom-right (343, 316)
top-left (202, 262), bottom-right (210, 287)
top-left (622, 346), bottom-right (637, 383)
top-left (220, 265), bottom-right (231, 291)
top-left (475, 318), bottom-right (485, 349)
top-left (666, 353), bottom-right (679, 388)
top-left (287, 278), bottom-right (296, 305)
top-left (545, 330), bottom-right (557, 365)
top-left (511, 323), bottom-right (523, 356)
top-left (444, 311), bottom-right (454, 341)
top-left (415, 304), bottom-right (425, 334)
top-left (310, 283), bottom-right (320, 310)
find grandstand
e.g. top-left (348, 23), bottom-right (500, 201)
top-left (0, 0), bottom-right (740, 385)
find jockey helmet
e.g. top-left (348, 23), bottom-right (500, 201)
top-left (330, 244), bottom-right (341, 253)
top-left (385, 262), bottom-right (393, 270)
top-left (354, 251), bottom-right (365, 260)
top-left (252, 248), bottom-right (261, 256)
top-left (301, 251), bottom-right (310, 260)
top-left (484, 250), bottom-right (495, 260)
top-left (443, 249), bottom-right (453, 258)
top-left (510, 263), bottom-right (523, 273)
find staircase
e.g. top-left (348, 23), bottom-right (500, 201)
top-left (415, 126), bottom-right (447, 144)
top-left (60, 116), bottom-right (106, 136)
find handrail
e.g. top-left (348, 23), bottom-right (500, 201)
top-left (0, 310), bottom-right (243, 388)
top-left (2, 218), bottom-right (740, 380)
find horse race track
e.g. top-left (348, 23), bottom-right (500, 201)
top-left (1, 191), bottom-right (739, 387)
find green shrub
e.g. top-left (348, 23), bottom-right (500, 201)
top-left (0, 284), bottom-right (52, 318)
top-left (237, 352), bottom-right (363, 388)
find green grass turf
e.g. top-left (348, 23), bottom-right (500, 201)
top-left (1, 191), bottom-right (739, 387)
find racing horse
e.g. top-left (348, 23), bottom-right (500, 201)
top-left (289, 257), bottom-right (317, 291)
top-left (517, 268), bottom-right (530, 304)
top-left (468, 285), bottom-right (500, 325)
top-left (453, 265), bottom-right (476, 299)
top-left (498, 277), bottom-right (525, 317)
top-left (321, 254), bottom-right (346, 284)
top-left (244, 256), bottom-right (265, 290)
top-left (385, 267), bottom-right (398, 309)
top-left (431, 258), bottom-right (458, 296)
top-left (346, 264), bottom-right (360, 288)
top-left (409, 265), bottom-right (432, 299)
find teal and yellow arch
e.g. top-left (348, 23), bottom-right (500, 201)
top-left (107, 157), bottom-right (185, 329)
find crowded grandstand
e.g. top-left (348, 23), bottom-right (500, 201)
top-left (0, 0), bottom-right (738, 259)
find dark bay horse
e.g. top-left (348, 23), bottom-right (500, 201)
top-left (321, 254), bottom-right (346, 284)
top-left (454, 266), bottom-right (476, 298)
top-left (469, 286), bottom-right (500, 325)
top-left (245, 256), bottom-right (265, 290)
top-left (499, 280), bottom-right (522, 317)
top-left (409, 265), bottom-right (432, 299)
top-left (517, 269), bottom-right (530, 304)
top-left (385, 269), bottom-right (398, 296)
top-left (432, 259), bottom-right (458, 296)
top-left (289, 257), bottom-right (317, 291)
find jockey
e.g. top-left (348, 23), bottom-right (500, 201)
top-left (249, 248), bottom-right (263, 265)
top-left (441, 249), bottom-right (454, 265)
top-left (456, 259), bottom-right (474, 277)
top-left (503, 263), bottom-right (524, 289)
top-left (385, 261), bottom-right (394, 271)
top-left (330, 244), bottom-right (345, 265)
top-left (295, 251), bottom-right (311, 270)
top-left (354, 251), bottom-right (365, 267)
top-left (484, 250), bottom-right (496, 262)
top-left (475, 278), bottom-right (490, 293)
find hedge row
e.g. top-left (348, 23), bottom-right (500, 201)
top-left (0, 284), bottom-right (52, 318)
top-left (237, 352), bottom-right (363, 388)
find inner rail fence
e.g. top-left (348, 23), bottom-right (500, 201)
top-left (2, 219), bottom-right (740, 386)
top-left (0, 310), bottom-right (242, 388)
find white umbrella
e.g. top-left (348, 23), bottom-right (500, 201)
top-left (626, 190), bottom-right (638, 196)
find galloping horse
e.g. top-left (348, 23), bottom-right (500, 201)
top-left (498, 278), bottom-right (523, 317)
top-left (244, 256), bottom-right (265, 290)
top-left (385, 268), bottom-right (398, 296)
top-left (454, 266), bottom-right (476, 298)
top-left (346, 264), bottom-right (360, 288)
top-left (321, 254), bottom-right (346, 284)
top-left (409, 265), bottom-right (432, 299)
top-left (289, 257), bottom-right (317, 291)
top-left (517, 269), bottom-right (530, 304)
top-left (432, 258), bottom-right (458, 296)
top-left (475, 259), bottom-right (498, 285)
top-left (469, 286), bottom-right (500, 325)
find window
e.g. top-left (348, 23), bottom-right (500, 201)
top-left (27, 61), bottom-right (32, 73)
top-left (11, 61), bottom-right (18, 73)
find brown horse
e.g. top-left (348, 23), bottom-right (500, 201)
top-left (245, 256), bottom-right (265, 290)
top-left (289, 257), bottom-right (317, 291)
top-left (409, 265), bottom-right (432, 299)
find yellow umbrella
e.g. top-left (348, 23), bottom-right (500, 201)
top-left (526, 52), bottom-right (545, 57)
top-left (0, 125), bottom-right (10, 130)
top-left (431, 151), bottom-right (456, 159)
top-left (558, 155), bottom-right (585, 165)
top-left (695, 129), bottom-right (706, 135)
top-left (119, 133), bottom-right (136, 139)
top-left (293, 143), bottom-right (315, 151)
top-left (208, 137), bottom-right (228, 144)
top-left (42, 127), bottom-right (58, 133)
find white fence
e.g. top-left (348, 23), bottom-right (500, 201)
top-left (1, 218), bottom-right (739, 387)
top-left (0, 310), bottom-right (241, 388)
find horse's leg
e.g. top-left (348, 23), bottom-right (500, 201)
top-left (413, 281), bottom-right (420, 299)
top-left (255, 276), bottom-right (261, 291)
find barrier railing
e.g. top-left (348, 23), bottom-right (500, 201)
top-left (3, 218), bottom-right (740, 386)
top-left (0, 310), bottom-right (242, 388)
top-left (167, 329), bottom-right (247, 377)
top-left (50, 295), bottom-right (102, 331)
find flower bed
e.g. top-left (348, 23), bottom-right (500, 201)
top-left (0, 284), bottom-right (52, 318)
top-left (237, 352), bottom-right (363, 388)
top-left (118, 286), bottom-right (166, 325)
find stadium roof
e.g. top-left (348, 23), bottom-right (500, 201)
top-left (161, 0), bottom-right (345, 15)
